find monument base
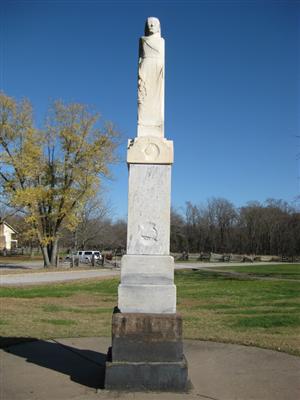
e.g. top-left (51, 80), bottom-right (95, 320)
top-left (104, 311), bottom-right (188, 391)
top-left (105, 357), bottom-right (188, 391)
top-left (118, 283), bottom-right (176, 314)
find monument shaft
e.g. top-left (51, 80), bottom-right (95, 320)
top-left (118, 163), bottom-right (176, 313)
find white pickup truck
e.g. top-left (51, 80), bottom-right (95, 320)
top-left (76, 250), bottom-right (103, 263)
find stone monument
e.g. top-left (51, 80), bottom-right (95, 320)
top-left (105, 17), bottom-right (188, 391)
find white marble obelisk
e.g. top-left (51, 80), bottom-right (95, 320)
top-left (118, 17), bottom-right (175, 314)
top-left (105, 19), bottom-right (188, 391)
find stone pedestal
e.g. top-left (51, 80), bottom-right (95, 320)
top-left (105, 312), bottom-right (188, 391)
top-left (105, 134), bottom-right (188, 391)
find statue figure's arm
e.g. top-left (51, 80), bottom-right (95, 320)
top-left (138, 38), bottom-right (143, 65)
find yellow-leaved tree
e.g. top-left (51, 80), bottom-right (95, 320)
top-left (0, 92), bottom-right (119, 267)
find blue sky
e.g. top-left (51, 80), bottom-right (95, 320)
top-left (1, 0), bottom-right (299, 218)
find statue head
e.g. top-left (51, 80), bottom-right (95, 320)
top-left (144, 17), bottom-right (161, 36)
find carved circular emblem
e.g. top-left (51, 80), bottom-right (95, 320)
top-left (139, 222), bottom-right (158, 245)
top-left (143, 143), bottom-right (160, 160)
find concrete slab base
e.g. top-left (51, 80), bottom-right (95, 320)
top-left (1, 337), bottom-right (300, 399)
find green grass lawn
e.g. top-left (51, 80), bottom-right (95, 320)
top-left (176, 269), bottom-right (300, 355)
top-left (0, 266), bottom-right (299, 356)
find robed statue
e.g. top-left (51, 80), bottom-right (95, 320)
top-left (137, 17), bottom-right (164, 137)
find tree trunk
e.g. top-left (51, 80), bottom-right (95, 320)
top-left (50, 239), bottom-right (59, 267)
top-left (73, 229), bottom-right (78, 251)
top-left (40, 239), bottom-right (59, 268)
top-left (41, 245), bottom-right (51, 267)
top-left (30, 243), bottom-right (35, 258)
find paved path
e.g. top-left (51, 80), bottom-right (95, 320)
top-left (1, 337), bottom-right (299, 400)
top-left (0, 269), bottom-right (119, 286)
top-left (0, 262), bottom-right (287, 286)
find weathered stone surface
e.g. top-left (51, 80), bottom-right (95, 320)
top-left (118, 284), bottom-right (176, 314)
top-left (127, 164), bottom-right (171, 256)
top-left (127, 137), bottom-right (173, 164)
top-left (121, 254), bottom-right (174, 285)
top-left (105, 357), bottom-right (188, 391)
top-left (111, 312), bottom-right (183, 362)
top-left (112, 312), bottom-right (182, 339)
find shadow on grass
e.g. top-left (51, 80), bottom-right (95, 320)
top-left (2, 337), bottom-right (107, 389)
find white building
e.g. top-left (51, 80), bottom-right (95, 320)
top-left (0, 222), bottom-right (18, 250)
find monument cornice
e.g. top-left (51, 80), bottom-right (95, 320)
top-left (127, 136), bottom-right (174, 165)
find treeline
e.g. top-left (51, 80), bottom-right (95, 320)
top-left (171, 198), bottom-right (300, 256)
top-left (3, 197), bottom-right (127, 254)
top-left (4, 197), bottom-right (300, 257)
